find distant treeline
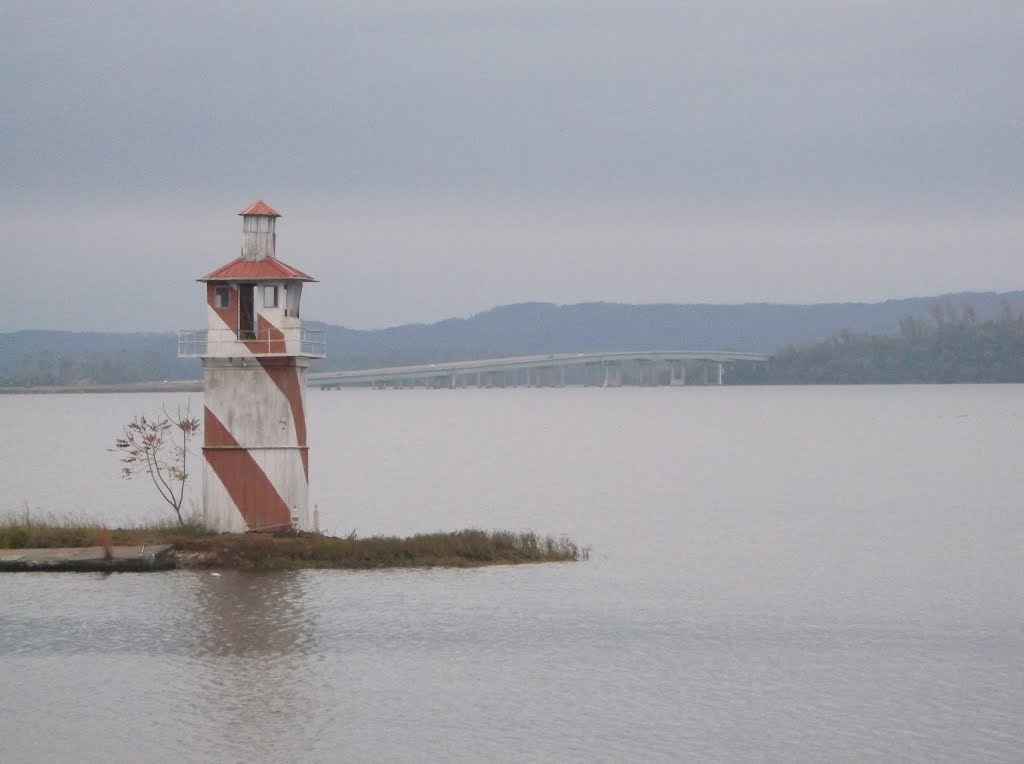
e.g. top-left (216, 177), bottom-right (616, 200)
top-left (734, 302), bottom-right (1024, 384)
top-left (3, 349), bottom-right (201, 387)
top-left (2, 292), bottom-right (1023, 387)
top-left (0, 332), bottom-right (201, 387)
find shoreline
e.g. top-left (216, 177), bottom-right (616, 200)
top-left (0, 381), bottom-right (203, 395)
top-left (0, 527), bottom-right (588, 571)
top-left (4, 380), bottom-right (1022, 395)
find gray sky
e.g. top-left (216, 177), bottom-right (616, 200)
top-left (3, 0), bottom-right (1022, 331)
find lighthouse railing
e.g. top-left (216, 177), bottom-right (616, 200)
top-left (178, 330), bottom-right (208, 357)
top-left (300, 328), bottom-right (327, 356)
top-left (178, 327), bottom-right (326, 358)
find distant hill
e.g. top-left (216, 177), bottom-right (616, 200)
top-left (2, 290), bottom-right (1022, 386)
top-left (313, 291), bottom-right (1024, 370)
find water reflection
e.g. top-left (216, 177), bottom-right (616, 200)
top-left (187, 571), bottom-right (320, 755)
top-left (191, 570), bottom-right (316, 657)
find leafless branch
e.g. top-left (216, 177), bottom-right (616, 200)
top-left (110, 401), bottom-right (200, 525)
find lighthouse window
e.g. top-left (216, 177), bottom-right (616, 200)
top-left (263, 285), bottom-right (279, 308)
top-left (285, 282), bottom-right (302, 317)
top-left (213, 285), bottom-right (230, 309)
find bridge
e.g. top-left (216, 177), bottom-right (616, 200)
top-left (310, 350), bottom-right (771, 389)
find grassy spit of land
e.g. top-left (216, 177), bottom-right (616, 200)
top-left (0, 518), bottom-right (588, 570)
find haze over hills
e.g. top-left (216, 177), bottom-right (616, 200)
top-left (2, 290), bottom-right (1022, 386)
top-left (314, 291), bottom-right (1024, 369)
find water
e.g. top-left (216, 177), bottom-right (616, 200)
top-left (1, 386), bottom-right (1022, 762)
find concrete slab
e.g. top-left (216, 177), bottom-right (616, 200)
top-left (0, 545), bottom-right (175, 572)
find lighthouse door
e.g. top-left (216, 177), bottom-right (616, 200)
top-left (238, 283), bottom-right (257, 340)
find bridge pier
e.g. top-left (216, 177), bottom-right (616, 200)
top-left (603, 362), bottom-right (622, 387)
top-left (637, 359), bottom-right (656, 386)
top-left (669, 361), bottom-right (686, 386)
top-left (697, 362), bottom-right (724, 386)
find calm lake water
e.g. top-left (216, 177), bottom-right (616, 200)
top-left (1, 386), bottom-right (1022, 762)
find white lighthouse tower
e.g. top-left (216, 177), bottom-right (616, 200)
top-left (179, 201), bottom-right (325, 533)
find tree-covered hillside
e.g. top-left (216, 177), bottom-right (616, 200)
top-left (0, 331), bottom-right (201, 387)
top-left (735, 303), bottom-right (1024, 384)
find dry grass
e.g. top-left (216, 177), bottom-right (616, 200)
top-left (0, 514), bottom-right (588, 570)
top-left (0, 510), bottom-right (209, 551)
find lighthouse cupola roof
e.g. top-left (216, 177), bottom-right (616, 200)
top-left (239, 200), bottom-right (281, 218)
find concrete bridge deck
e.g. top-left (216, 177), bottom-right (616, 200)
top-left (310, 350), bottom-right (770, 389)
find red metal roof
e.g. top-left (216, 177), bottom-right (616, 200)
top-left (200, 257), bottom-right (316, 282)
top-left (238, 200), bottom-right (281, 217)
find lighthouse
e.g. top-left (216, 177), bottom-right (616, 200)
top-left (179, 201), bottom-right (326, 533)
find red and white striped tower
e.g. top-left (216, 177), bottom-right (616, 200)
top-left (179, 201), bottom-right (326, 533)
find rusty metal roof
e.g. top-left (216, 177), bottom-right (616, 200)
top-left (200, 257), bottom-right (316, 282)
top-left (238, 200), bottom-right (281, 217)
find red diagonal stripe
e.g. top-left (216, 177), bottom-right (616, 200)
top-left (203, 407), bottom-right (292, 531)
top-left (245, 314), bottom-right (286, 355)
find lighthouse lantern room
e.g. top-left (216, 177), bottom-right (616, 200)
top-left (179, 201), bottom-right (326, 533)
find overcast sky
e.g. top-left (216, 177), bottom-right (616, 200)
top-left (3, 1), bottom-right (1022, 331)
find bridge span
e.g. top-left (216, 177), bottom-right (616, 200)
top-left (310, 350), bottom-right (770, 389)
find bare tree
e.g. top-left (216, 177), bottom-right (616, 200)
top-left (112, 403), bottom-right (200, 525)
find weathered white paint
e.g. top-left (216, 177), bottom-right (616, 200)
top-left (202, 467), bottom-right (249, 534)
top-left (285, 282), bottom-right (302, 318)
top-left (204, 304), bottom-right (253, 357)
top-left (241, 215), bottom-right (276, 261)
top-left (204, 359), bottom-right (303, 448)
top-left (250, 447), bottom-right (309, 529)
